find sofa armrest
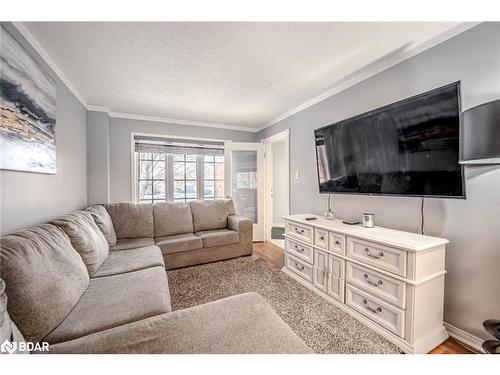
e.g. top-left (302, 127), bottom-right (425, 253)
top-left (228, 215), bottom-right (252, 253)
top-left (227, 215), bottom-right (252, 233)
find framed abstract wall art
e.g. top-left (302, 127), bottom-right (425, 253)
top-left (1, 25), bottom-right (56, 174)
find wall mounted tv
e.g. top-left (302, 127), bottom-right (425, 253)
top-left (314, 82), bottom-right (465, 198)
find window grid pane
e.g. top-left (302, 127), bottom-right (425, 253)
top-left (204, 159), bottom-right (224, 199)
top-left (138, 152), bottom-right (165, 204)
top-left (172, 154), bottom-right (199, 202)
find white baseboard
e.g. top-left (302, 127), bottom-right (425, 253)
top-left (444, 322), bottom-right (484, 353)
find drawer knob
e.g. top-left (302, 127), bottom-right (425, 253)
top-left (294, 262), bottom-right (305, 271)
top-left (320, 236), bottom-right (325, 240)
top-left (363, 299), bottom-right (382, 314)
top-left (363, 273), bottom-right (383, 287)
top-left (295, 228), bottom-right (304, 234)
top-left (335, 240), bottom-right (340, 245)
top-left (364, 248), bottom-right (384, 259)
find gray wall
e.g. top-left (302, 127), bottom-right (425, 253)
top-left (0, 24), bottom-right (88, 234)
top-left (257, 22), bottom-right (500, 340)
top-left (106, 117), bottom-right (256, 202)
top-left (87, 111), bottom-right (110, 205)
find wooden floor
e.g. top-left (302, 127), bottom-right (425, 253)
top-left (253, 241), bottom-right (286, 268)
top-left (253, 241), bottom-right (474, 354)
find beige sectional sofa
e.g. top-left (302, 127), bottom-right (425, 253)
top-left (0, 199), bottom-right (311, 354)
top-left (99, 199), bottom-right (253, 270)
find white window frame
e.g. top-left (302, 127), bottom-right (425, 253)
top-left (131, 132), bottom-right (230, 203)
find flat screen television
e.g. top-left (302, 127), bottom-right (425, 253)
top-left (314, 82), bottom-right (465, 198)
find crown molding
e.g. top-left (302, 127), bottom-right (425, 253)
top-left (109, 111), bottom-right (258, 133)
top-left (88, 106), bottom-right (258, 132)
top-left (256, 22), bottom-right (482, 132)
top-left (11, 22), bottom-right (88, 109)
top-left (87, 105), bottom-right (110, 113)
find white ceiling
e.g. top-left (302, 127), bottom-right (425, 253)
top-left (24, 22), bottom-right (471, 131)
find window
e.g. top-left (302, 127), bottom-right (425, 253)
top-left (173, 154), bottom-right (197, 202)
top-left (203, 155), bottom-right (225, 200)
top-left (135, 137), bottom-right (225, 204)
top-left (138, 152), bottom-right (166, 204)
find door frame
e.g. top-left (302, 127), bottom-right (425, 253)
top-left (226, 141), bottom-right (265, 241)
top-left (262, 129), bottom-right (290, 246)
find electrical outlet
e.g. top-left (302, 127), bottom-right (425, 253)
top-left (295, 171), bottom-right (300, 180)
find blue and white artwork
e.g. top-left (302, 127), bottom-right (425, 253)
top-left (1, 26), bottom-right (56, 174)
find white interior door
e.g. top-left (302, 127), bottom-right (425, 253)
top-left (226, 142), bottom-right (265, 241)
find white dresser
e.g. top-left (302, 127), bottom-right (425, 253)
top-left (282, 214), bottom-right (449, 353)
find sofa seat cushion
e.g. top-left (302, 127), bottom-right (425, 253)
top-left (86, 205), bottom-right (117, 247)
top-left (196, 229), bottom-right (240, 248)
top-left (44, 267), bottom-right (171, 344)
top-left (45, 293), bottom-right (313, 354)
top-left (105, 203), bottom-right (154, 239)
top-left (190, 199), bottom-right (236, 232)
top-left (111, 237), bottom-right (155, 251)
top-left (0, 224), bottom-right (89, 343)
top-left (51, 211), bottom-right (109, 275)
top-left (93, 246), bottom-right (164, 278)
top-left (156, 234), bottom-right (203, 255)
top-left (153, 202), bottom-right (194, 237)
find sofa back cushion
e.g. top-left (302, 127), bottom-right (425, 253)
top-left (190, 199), bottom-right (236, 232)
top-left (105, 203), bottom-right (154, 239)
top-left (52, 211), bottom-right (109, 276)
top-left (153, 202), bottom-right (194, 237)
top-left (86, 205), bottom-right (117, 247)
top-left (0, 224), bottom-right (89, 342)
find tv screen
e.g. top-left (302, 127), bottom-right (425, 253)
top-left (314, 82), bottom-right (465, 198)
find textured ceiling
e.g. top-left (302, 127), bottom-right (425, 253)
top-left (25, 22), bottom-right (465, 129)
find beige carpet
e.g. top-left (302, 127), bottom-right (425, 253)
top-left (167, 255), bottom-right (401, 354)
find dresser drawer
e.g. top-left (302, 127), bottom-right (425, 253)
top-left (329, 232), bottom-right (346, 255)
top-left (286, 221), bottom-right (313, 244)
top-left (347, 238), bottom-right (407, 277)
top-left (314, 228), bottom-right (329, 250)
top-left (286, 254), bottom-right (313, 283)
top-left (286, 238), bottom-right (313, 264)
top-left (346, 262), bottom-right (406, 308)
top-left (346, 284), bottom-right (405, 338)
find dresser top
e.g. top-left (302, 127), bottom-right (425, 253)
top-left (283, 214), bottom-right (449, 252)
